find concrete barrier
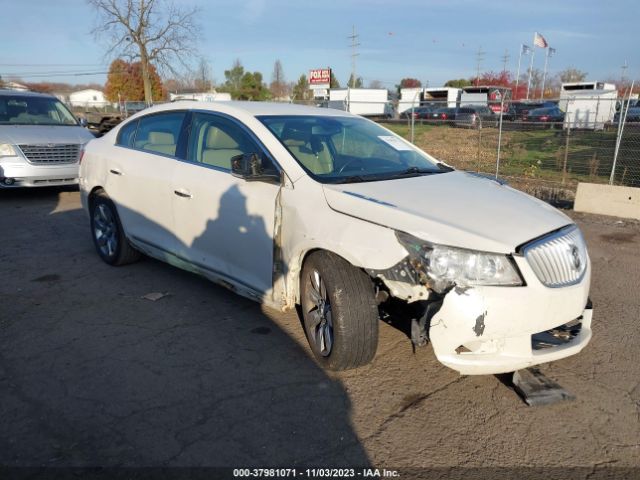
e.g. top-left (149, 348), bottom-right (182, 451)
top-left (574, 183), bottom-right (640, 220)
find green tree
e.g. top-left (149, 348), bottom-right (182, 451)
top-left (292, 74), bottom-right (312, 102)
top-left (238, 71), bottom-right (270, 100)
top-left (220, 59), bottom-right (245, 97)
top-left (444, 78), bottom-right (472, 88)
top-left (330, 71), bottom-right (340, 88)
top-left (347, 74), bottom-right (363, 88)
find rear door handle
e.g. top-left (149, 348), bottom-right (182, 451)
top-left (174, 189), bottom-right (192, 199)
top-left (109, 168), bottom-right (122, 176)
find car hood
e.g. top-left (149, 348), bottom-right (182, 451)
top-left (322, 171), bottom-right (572, 253)
top-left (0, 125), bottom-right (95, 145)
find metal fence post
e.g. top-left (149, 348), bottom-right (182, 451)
top-left (562, 124), bottom-right (570, 185)
top-left (610, 80), bottom-right (635, 185)
top-left (496, 96), bottom-right (505, 178)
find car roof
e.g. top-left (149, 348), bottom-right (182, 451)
top-left (0, 89), bottom-right (57, 99)
top-left (141, 100), bottom-right (354, 119)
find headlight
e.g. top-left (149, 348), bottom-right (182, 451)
top-left (396, 231), bottom-right (522, 291)
top-left (0, 144), bottom-right (17, 157)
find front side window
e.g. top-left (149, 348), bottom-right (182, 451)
top-left (187, 113), bottom-right (266, 171)
top-left (259, 115), bottom-right (446, 183)
top-left (0, 95), bottom-right (77, 126)
top-left (134, 112), bottom-right (186, 156)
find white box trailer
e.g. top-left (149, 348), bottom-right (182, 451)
top-left (422, 87), bottom-right (461, 108)
top-left (398, 88), bottom-right (423, 113)
top-left (559, 82), bottom-right (617, 130)
top-left (169, 92), bottom-right (232, 102)
top-left (328, 88), bottom-right (390, 117)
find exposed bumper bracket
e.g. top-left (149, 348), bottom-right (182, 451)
top-left (511, 368), bottom-right (575, 406)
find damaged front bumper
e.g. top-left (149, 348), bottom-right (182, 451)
top-left (428, 257), bottom-right (592, 375)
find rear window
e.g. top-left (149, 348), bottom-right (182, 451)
top-left (117, 120), bottom-right (138, 147)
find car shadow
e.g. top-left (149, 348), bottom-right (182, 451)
top-left (0, 187), bottom-right (370, 468)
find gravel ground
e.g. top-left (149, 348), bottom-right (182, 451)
top-left (0, 188), bottom-right (638, 478)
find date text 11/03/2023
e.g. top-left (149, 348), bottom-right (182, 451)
top-left (232, 468), bottom-right (400, 478)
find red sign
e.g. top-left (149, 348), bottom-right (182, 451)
top-left (309, 68), bottom-right (331, 86)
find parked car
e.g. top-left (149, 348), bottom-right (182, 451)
top-left (523, 106), bottom-right (565, 127)
top-left (424, 107), bottom-right (458, 123)
top-left (80, 101), bottom-right (593, 375)
top-left (454, 105), bottom-right (497, 128)
top-left (508, 102), bottom-right (555, 120)
top-left (400, 106), bottom-right (437, 119)
top-left (613, 106), bottom-right (640, 124)
top-left (0, 89), bottom-right (95, 188)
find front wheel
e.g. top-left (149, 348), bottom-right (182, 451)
top-left (301, 251), bottom-right (379, 371)
top-left (90, 193), bottom-right (141, 266)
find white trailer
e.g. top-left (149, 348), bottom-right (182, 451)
top-left (422, 87), bottom-right (461, 108)
top-left (169, 92), bottom-right (232, 102)
top-left (398, 88), bottom-right (423, 113)
top-left (329, 88), bottom-right (390, 117)
top-left (559, 82), bottom-right (617, 130)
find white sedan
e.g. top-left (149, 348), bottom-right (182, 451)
top-left (79, 101), bottom-right (592, 375)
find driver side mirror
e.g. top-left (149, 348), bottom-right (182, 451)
top-left (78, 117), bottom-right (88, 128)
top-left (231, 153), bottom-right (280, 183)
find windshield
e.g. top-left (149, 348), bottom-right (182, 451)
top-left (0, 95), bottom-right (78, 126)
top-left (258, 115), bottom-right (447, 183)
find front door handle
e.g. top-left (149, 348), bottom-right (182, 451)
top-left (109, 168), bottom-right (122, 176)
top-left (174, 189), bottom-right (192, 199)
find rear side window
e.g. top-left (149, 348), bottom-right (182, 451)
top-left (116, 120), bottom-right (138, 147)
top-left (134, 112), bottom-right (187, 157)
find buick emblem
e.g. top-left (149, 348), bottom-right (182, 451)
top-left (570, 245), bottom-right (581, 270)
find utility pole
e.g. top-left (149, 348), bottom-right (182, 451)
top-left (475, 46), bottom-right (485, 85)
top-left (501, 49), bottom-right (510, 74)
top-left (348, 25), bottom-right (360, 88)
top-left (621, 60), bottom-right (628, 85)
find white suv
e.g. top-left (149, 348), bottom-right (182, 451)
top-left (80, 101), bottom-right (592, 375)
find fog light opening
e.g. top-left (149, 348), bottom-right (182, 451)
top-left (3, 177), bottom-right (15, 186)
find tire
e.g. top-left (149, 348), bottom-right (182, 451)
top-left (90, 192), bottom-right (141, 266)
top-left (300, 251), bottom-right (379, 371)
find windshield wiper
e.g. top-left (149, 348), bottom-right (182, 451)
top-left (385, 167), bottom-right (440, 179)
top-left (332, 175), bottom-right (370, 184)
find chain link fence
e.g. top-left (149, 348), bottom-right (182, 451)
top-left (336, 95), bottom-right (640, 205)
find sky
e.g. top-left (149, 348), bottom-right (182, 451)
top-left (0, 0), bottom-right (638, 89)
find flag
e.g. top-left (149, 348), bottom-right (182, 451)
top-left (521, 44), bottom-right (531, 55)
top-left (534, 32), bottom-right (548, 48)
top-left (548, 47), bottom-right (556, 57)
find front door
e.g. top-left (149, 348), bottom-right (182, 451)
top-left (171, 112), bottom-right (281, 295)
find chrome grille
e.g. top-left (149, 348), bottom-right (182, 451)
top-left (18, 144), bottom-right (80, 164)
top-left (522, 225), bottom-right (588, 288)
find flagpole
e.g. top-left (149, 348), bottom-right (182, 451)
top-left (526, 32), bottom-right (536, 100)
top-left (540, 48), bottom-right (550, 100)
top-left (515, 44), bottom-right (523, 99)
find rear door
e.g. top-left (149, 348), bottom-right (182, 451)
top-left (171, 112), bottom-right (281, 295)
top-left (107, 111), bottom-right (187, 253)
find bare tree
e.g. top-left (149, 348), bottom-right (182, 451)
top-left (194, 58), bottom-right (213, 92)
top-left (88, 0), bottom-right (200, 104)
top-left (270, 60), bottom-right (288, 99)
top-left (368, 79), bottom-right (384, 89)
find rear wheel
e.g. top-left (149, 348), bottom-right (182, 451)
top-left (301, 251), bottom-right (379, 371)
top-left (90, 192), bottom-right (140, 266)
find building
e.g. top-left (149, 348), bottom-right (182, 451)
top-left (69, 89), bottom-right (110, 108)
